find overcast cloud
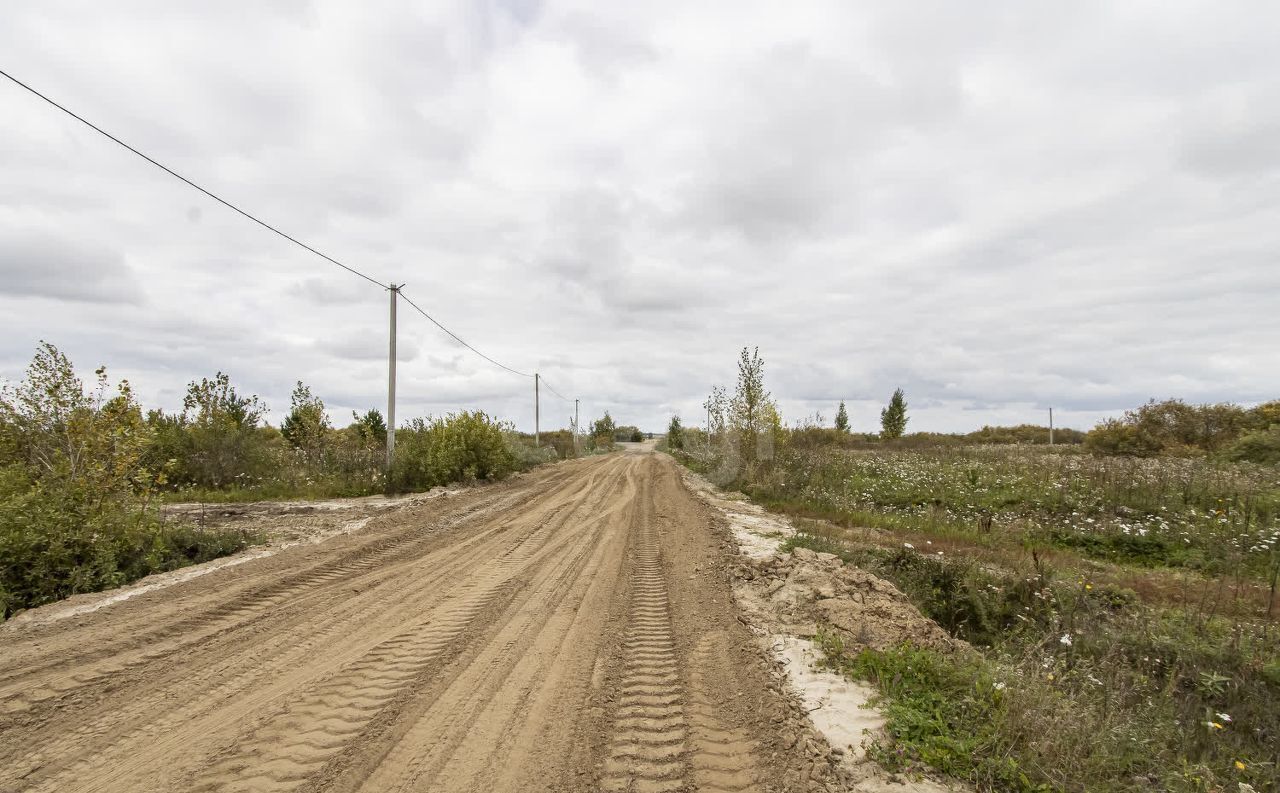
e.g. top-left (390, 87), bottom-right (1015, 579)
top-left (2, 0), bottom-right (1277, 433)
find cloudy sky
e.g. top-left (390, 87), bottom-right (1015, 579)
top-left (2, 1), bottom-right (1277, 434)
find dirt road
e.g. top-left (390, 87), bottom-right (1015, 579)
top-left (1, 450), bottom-right (810, 792)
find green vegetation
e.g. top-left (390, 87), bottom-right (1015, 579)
top-left (666, 415), bottom-right (684, 450)
top-left (753, 446), bottom-right (1280, 578)
top-left (0, 342), bottom-right (583, 618)
top-left (880, 387), bottom-right (908, 439)
top-left (1086, 398), bottom-right (1280, 459)
top-left (591, 411), bottom-right (617, 451)
top-left (675, 347), bottom-right (1280, 792)
top-left (808, 533), bottom-right (1280, 792)
top-left (835, 400), bottom-right (849, 433)
top-left (0, 344), bottom-right (256, 619)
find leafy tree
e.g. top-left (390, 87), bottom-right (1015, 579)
top-left (281, 381), bottom-right (330, 459)
top-left (730, 347), bottom-right (780, 464)
top-left (667, 415), bottom-right (684, 450)
top-left (835, 401), bottom-right (850, 433)
top-left (880, 388), bottom-right (908, 439)
top-left (0, 342), bottom-right (152, 498)
top-left (591, 411), bottom-right (616, 443)
top-left (1251, 400), bottom-right (1280, 429)
top-left (181, 372), bottom-right (268, 488)
top-left (351, 409), bottom-right (387, 445)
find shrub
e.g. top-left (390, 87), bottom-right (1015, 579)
top-left (1086, 399), bottom-right (1258, 457)
top-left (1224, 426), bottom-right (1280, 465)
top-left (0, 343), bottom-right (253, 619)
top-left (390, 411), bottom-right (518, 492)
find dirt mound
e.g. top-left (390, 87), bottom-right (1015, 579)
top-left (738, 546), bottom-right (961, 655)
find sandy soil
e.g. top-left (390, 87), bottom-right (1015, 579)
top-left (682, 468), bottom-right (966, 793)
top-left (0, 450), bottom-right (848, 792)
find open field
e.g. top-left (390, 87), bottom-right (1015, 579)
top-left (680, 443), bottom-right (1280, 791)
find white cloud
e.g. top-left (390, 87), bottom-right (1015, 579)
top-left (1, 0), bottom-right (1277, 432)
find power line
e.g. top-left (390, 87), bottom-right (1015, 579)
top-left (2, 67), bottom-right (580, 403)
top-left (0, 67), bottom-right (387, 290)
top-left (398, 291), bottom-right (534, 379)
top-left (540, 378), bottom-right (570, 401)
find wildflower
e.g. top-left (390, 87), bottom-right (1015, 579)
top-left (1047, 673), bottom-right (1055, 681)
top-left (1085, 583), bottom-right (1093, 591)
top-left (993, 681), bottom-right (1006, 691)
top-left (1206, 722), bottom-right (1224, 730)
top-left (1059, 633), bottom-right (1073, 647)
top-left (1235, 760), bottom-right (1246, 770)
top-left (1218, 712), bottom-right (1232, 723)
top-left (903, 542), bottom-right (914, 549)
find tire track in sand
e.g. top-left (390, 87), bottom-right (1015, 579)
top-left (687, 633), bottom-right (760, 792)
top-left (185, 459), bottom-right (631, 793)
top-left (600, 486), bottom-right (687, 793)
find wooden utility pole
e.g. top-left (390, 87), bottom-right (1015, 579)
top-left (1049, 407), bottom-right (1054, 446)
top-left (574, 398), bottom-right (579, 456)
top-left (534, 373), bottom-right (540, 446)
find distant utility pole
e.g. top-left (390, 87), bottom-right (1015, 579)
top-left (534, 372), bottom-right (540, 446)
top-left (574, 398), bottom-right (580, 456)
top-left (1049, 407), bottom-right (1055, 446)
top-left (386, 283), bottom-right (400, 471)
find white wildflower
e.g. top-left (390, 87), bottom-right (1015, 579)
top-left (1059, 633), bottom-right (1073, 647)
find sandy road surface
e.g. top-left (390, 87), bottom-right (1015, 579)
top-left (1, 450), bottom-right (809, 792)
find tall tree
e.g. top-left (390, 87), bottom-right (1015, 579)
top-left (880, 388), bottom-right (908, 439)
top-left (729, 347), bottom-right (779, 464)
top-left (666, 415), bottom-right (684, 450)
top-left (835, 401), bottom-right (850, 433)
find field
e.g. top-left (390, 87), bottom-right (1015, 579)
top-left (684, 442), bottom-right (1280, 792)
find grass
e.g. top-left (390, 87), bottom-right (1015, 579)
top-left (684, 441), bottom-right (1280, 792)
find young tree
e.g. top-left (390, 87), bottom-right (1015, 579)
top-left (591, 411), bottom-right (616, 447)
top-left (880, 388), bottom-right (908, 439)
top-left (834, 401), bottom-right (850, 433)
top-left (0, 341), bottom-right (151, 497)
top-left (703, 385), bottom-right (728, 439)
top-left (181, 372), bottom-right (267, 488)
top-left (351, 409), bottom-right (387, 445)
top-left (666, 415), bottom-right (684, 450)
top-left (729, 347), bottom-right (780, 465)
top-left (281, 381), bottom-right (330, 458)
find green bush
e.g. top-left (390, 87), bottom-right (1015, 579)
top-left (1086, 399), bottom-right (1263, 457)
top-left (0, 483), bottom-right (255, 617)
top-left (0, 343), bottom-right (255, 619)
top-left (1223, 425), bottom-right (1280, 465)
top-left (390, 411), bottom-right (520, 492)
